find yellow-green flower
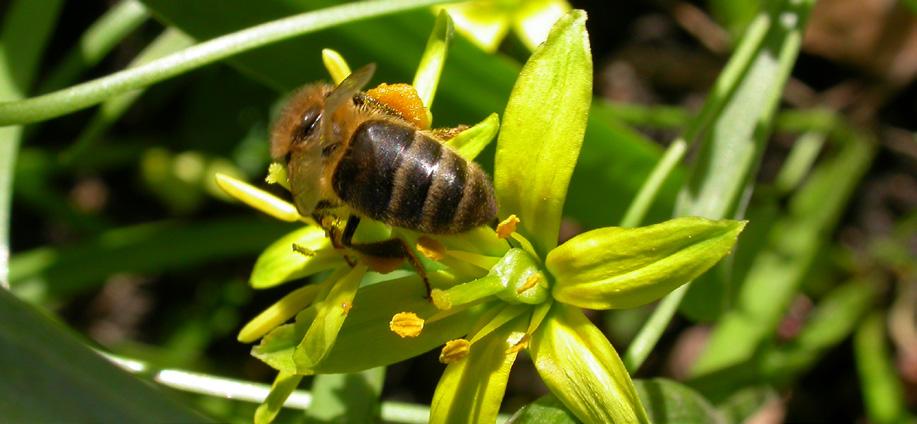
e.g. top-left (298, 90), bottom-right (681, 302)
top-left (217, 10), bottom-right (745, 424)
top-left (436, 0), bottom-right (571, 52)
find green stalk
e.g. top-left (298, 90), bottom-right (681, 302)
top-left (38, 0), bottom-right (149, 93)
top-left (623, 0), bottom-right (815, 372)
top-left (0, 0), bottom-right (64, 290)
top-left (61, 29), bottom-right (195, 165)
top-left (105, 354), bottom-right (502, 423)
top-left (0, 0), bottom-right (455, 126)
top-left (619, 138), bottom-right (687, 228)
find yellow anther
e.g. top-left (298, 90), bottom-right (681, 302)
top-left (496, 215), bottom-right (520, 239)
top-left (291, 243), bottom-right (316, 257)
top-left (430, 289), bottom-right (452, 310)
top-left (265, 162), bottom-right (290, 189)
top-left (506, 332), bottom-right (530, 354)
top-left (439, 339), bottom-right (471, 364)
top-left (416, 236), bottom-right (446, 261)
top-left (389, 312), bottom-right (425, 338)
top-left (517, 273), bottom-right (542, 294)
top-left (341, 302), bottom-right (352, 315)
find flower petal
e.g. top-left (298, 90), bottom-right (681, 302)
top-left (429, 314), bottom-right (528, 424)
top-left (254, 371), bottom-right (302, 424)
top-left (253, 275), bottom-right (487, 374)
top-left (444, 113), bottom-right (499, 161)
top-left (512, 0), bottom-right (571, 50)
top-left (530, 304), bottom-right (649, 424)
top-left (250, 226), bottom-right (344, 289)
top-left (438, 4), bottom-right (510, 52)
top-left (215, 173), bottom-right (300, 222)
top-left (321, 48), bottom-right (351, 85)
top-left (548, 217), bottom-right (746, 309)
top-left (294, 265), bottom-right (367, 371)
top-left (494, 10), bottom-right (591, 256)
top-left (413, 10), bottom-right (454, 109)
top-left (238, 283), bottom-right (322, 343)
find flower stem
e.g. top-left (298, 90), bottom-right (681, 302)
top-left (105, 352), bottom-right (504, 423)
top-left (622, 284), bottom-right (688, 372)
top-left (0, 0), bottom-right (456, 126)
top-left (619, 138), bottom-right (686, 228)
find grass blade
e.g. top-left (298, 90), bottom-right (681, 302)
top-left (0, 0), bottom-right (454, 125)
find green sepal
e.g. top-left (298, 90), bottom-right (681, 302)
top-left (294, 265), bottom-right (367, 372)
top-left (429, 314), bottom-right (528, 424)
top-left (494, 10), bottom-right (591, 256)
top-left (238, 283), bottom-right (322, 343)
top-left (250, 226), bottom-right (344, 289)
top-left (547, 217), bottom-right (746, 310)
top-left (252, 275), bottom-right (486, 374)
top-left (509, 379), bottom-right (725, 424)
top-left (413, 9), bottom-right (454, 109)
top-left (445, 113), bottom-right (499, 162)
top-left (254, 371), bottom-right (303, 424)
top-left (530, 304), bottom-right (649, 424)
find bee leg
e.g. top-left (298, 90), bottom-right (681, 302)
top-left (340, 216), bottom-right (432, 298)
top-left (319, 213), bottom-right (357, 267)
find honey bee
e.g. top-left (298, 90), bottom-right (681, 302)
top-left (270, 64), bottom-right (497, 292)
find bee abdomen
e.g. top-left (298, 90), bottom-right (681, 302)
top-left (333, 120), bottom-right (496, 234)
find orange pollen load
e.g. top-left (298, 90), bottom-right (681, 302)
top-left (365, 83), bottom-right (430, 129)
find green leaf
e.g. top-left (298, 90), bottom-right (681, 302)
top-left (634, 379), bottom-right (725, 424)
top-left (676, 0), bottom-right (815, 320)
top-left (445, 112), bottom-right (500, 161)
top-left (494, 9), bottom-right (591, 256)
top-left (306, 367), bottom-right (385, 423)
top-left (250, 226), bottom-right (343, 288)
top-left (854, 312), bottom-right (911, 424)
top-left (693, 133), bottom-right (875, 376)
top-left (0, 289), bottom-right (208, 421)
top-left (507, 394), bottom-right (578, 424)
top-left (0, 0), bottom-right (64, 290)
top-left (38, 0), bottom-right (149, 93)
top-left (547, 217), bottom-right (745, 310)
top-left (530, 304), bottom-right (648, 424)
top-left (429, 314), bottom-right (527, 424)
top-left (413, 10), bottom-right (454, 109)
top-left (254, 275), bottom-right (485, 374)
top-left (10, 217), bottom-right (292, 304)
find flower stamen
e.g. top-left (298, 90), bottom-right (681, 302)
top-left (516, 273), bottom-right (541, 294)
top-left (439, 339), bottom-right (471, 364)
top-left (390, 311), bottom-right (425, 338)
top-left (496, 214), bottom-right (520, 239)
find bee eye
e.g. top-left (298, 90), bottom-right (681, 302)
top-left (295, 107), bottom-right (321, 142)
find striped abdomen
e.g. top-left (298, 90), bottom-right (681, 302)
top-left (332, 120), bottom-right (497, 234)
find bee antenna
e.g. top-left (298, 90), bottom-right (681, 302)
top-left (321, 63), bottom-right (376, 141)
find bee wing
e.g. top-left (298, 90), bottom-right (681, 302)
top-left (321, 63), bottom-right (376, 140)
top-left (325, 63), bottom-right (376, 113)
